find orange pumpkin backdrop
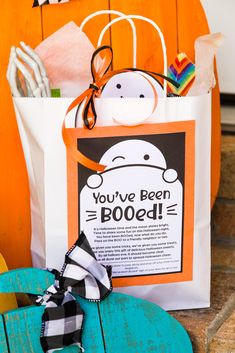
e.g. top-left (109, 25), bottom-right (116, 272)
top-left (0, 0), bottom-right (220, 269)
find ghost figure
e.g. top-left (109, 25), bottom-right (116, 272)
top-left (99, 71), bottom-right (164, 126)
top-left (101, 71), bottom-right (164, 99)
top-left (86, 140), bottom-right (178, 189)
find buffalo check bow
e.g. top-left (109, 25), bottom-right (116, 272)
top-left (33, 0), bottom-right (69, 7)
top-left (36, 232), bottom-right (112, 353)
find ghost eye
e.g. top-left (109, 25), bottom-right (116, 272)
top-left (112, 156), bottom-right (125, 162)
top-left (116, 84), bottom-right (121, 89)
top-left (144, 154), bottom-right (150, 160)
top-left (140, 94), bottom-right (145, 98)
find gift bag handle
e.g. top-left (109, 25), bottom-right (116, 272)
top-left (97, 14), bottom-right (168, 96)
top-left (80, 10), bottom-right (137, 68)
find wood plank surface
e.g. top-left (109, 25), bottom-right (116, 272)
top-left (177, 0), bottom-right (221, 206)
top-left (0, 268), bottom-right (105, 353)
top-left (99, 292), bottom-right (193, 353)
top-left (4, 306), bottom-right (45, 353)
top-left (42, 0), bottom-right (110, 46)
top-left (0, 315), bottom-right (8, 353)
top-left (0, 254), bottom-right (18, 313)
top-left (109, 1), bottom-right (178, 71)
top-left (3, 298), bottom-right (104, 353)
top-left (75, 297), bottom-right (105, 353)
top-left (0, 0), bottom-right (42, 269)
top-left (4, 299), bottom-right (104, 353)
top-left (0, 266), bottom-right (192, 353)
top-left (0, 268), bottom-right (54, 295)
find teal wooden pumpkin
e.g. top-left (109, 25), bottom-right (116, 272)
top-left (0, 268), bottom-right (193, 353)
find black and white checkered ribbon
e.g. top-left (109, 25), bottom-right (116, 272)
top-left (36, 232), bottom-right (112, 353)
top-left (33, 0), bottom-right (69, 7)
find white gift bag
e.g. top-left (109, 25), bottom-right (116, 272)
top-left (14, 14), bottom-right (211, 310)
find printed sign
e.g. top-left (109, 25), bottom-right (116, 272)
top-left (67, 122), bottom-right (195, 287)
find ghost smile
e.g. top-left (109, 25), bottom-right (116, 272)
top-left (102, 164), bottom-right (165, 174)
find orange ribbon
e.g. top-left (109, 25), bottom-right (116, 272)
top-left (62, 46), bottom-right (127, 172)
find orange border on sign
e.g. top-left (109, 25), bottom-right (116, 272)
top-left (67, 121), bottom-right (195, 287)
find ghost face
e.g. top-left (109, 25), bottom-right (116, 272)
top-left (101, 71), bottom-right (164, 99)
top-left (86, 140), bottom-right (178, 189)
top-left (100, 140), bottom-right (167, 169)
top-left (98, 71), bottom-right (163, 126)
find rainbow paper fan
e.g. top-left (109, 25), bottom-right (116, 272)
top-left (167, 53), bottom-right (195, 96)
